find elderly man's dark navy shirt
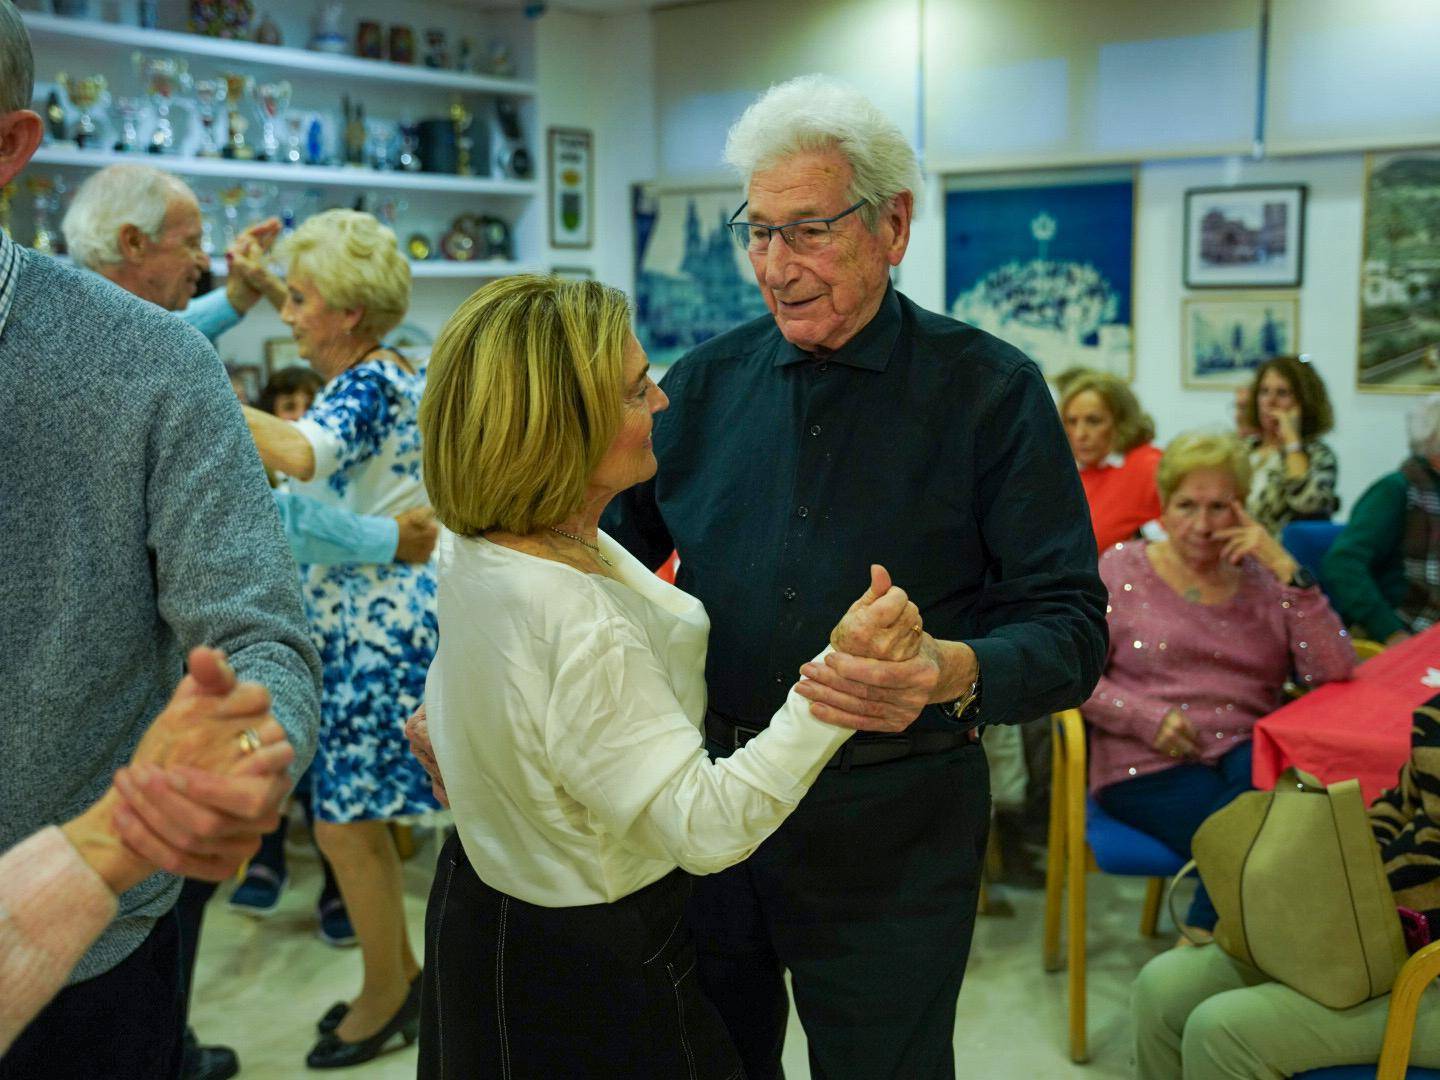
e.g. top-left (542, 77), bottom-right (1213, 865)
top-left (604, 286), bottom-right (1107, 732)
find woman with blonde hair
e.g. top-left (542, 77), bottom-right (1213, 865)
top-left (1059, 369), bottom-right (1163, 549)
top-left (242, 209), bottom-right (435, 1069)
top-left (415, 275), bottom-right (927, 1078)
top-left (1082, 431), bottom-right (1353, 938)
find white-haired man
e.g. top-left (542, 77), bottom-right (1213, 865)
top-left (602, 76), bottom-right (1108, 1078)
top-left (0, 7), bottom-right (319, 1078)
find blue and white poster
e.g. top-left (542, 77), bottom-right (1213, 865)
top-left (633, 184), bottom-right (770, 371)
top-left (945, 169), bottom-right (1135, 381)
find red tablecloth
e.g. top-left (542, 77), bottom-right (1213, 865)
top-left (1252, 625), bottom-right (1440, 803)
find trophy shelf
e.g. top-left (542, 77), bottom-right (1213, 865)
top-left (206, 258), bottom-right (540, 279)
top-left (31, 144), bottom-right (539, 196)
top-left (22, 13), bottom-right (537, 97)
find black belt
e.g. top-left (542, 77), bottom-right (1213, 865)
top-left (704, 709), bottom-right (978, 771)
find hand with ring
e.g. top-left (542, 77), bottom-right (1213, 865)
top-left (1153, 709), bottom-right (1198, 760)
top-left (827, 564), bottom-right (923, 663)
top-left (100, 645), bottom-right (297, 885)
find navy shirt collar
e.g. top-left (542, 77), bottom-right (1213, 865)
top-left (772, 283), bottom-right (902, 372)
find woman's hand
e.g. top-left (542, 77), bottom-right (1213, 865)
top-left (1275, 404), bottom-right (1303, 446)
top-left (1153, 710), bottom-right (1198, 759)
top-left (1215, 501), bottom-right (1300, 583)
top-left (828, 564), bottom-right (923, 662)
top-left (405, 705), bottom-right (448, 808)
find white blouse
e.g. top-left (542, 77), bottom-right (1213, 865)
top-left (425, 529), bottom-right (853, 907)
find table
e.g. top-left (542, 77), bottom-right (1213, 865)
top-left (1252, 625), bottom-right (1440, 803)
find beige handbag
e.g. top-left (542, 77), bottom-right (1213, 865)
top-left (1181, 767), bottom-right (1409, 1009)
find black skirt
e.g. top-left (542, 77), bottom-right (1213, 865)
top-left (418, 831), bottom-right (745, 1079)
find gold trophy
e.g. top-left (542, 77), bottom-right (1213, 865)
top-left (221, 72), bottom-right (254, 160)
top-left (57, 72), bottom-right (107, 150)
top-left (449, 98), bottom-right (473, 177)
top-left (0, 183), bottom-right (15, 237)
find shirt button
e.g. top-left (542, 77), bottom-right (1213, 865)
top-left (775, 673), bottom-right (785, 685)
top-left (818, 362), bottom-right (830, 373)
top-left (797, 506), bottom-right (809, 518)
top-left (809, 424), bottom-right (821, 436)
top-left (783, 587), bottom-right (797, 600)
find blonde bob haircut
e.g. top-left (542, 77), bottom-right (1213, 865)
top-left (419, 274), bottom-right (631, 536)
top-left (1156, 430), bottom-right (1253, 506)
top-left (1058, 370), bottom-right (1156, 455)
top-left (279, 209), bottom-right (411, 340)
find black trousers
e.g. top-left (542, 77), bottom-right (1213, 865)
top-left (418, 832), bottom-right (743, 1080)
top-left (0, 909), bottom-right (185, 1080)
top-left (689, 741), bottom-right (990, 1080)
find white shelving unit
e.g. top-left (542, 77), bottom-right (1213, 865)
top-left (22, 12), bottom-right (536, 96)
top-left (31, 144), bottom-right (537, 196)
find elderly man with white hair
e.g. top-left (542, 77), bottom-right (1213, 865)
top-left (1323, 394), bottom-right (1440, 645)
top-left (597, 75), bottom-right (1108, 1078)
top-left (61, 163), bottom-right (280, 342)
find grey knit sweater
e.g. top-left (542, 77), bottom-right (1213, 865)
top-left (0, 249), bottom-right (321, 982)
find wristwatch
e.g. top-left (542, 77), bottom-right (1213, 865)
top-left (943, 669), bottom-right (983, 723)
top-left (1287, 566), bottom-right (1318, 590)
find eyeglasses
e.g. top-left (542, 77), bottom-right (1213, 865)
top-left (726, 199), bottom-right (867, 255)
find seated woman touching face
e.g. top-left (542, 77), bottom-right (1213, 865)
top-left (1082, 431), bottom-right (1354, 938)
top-left (414, 275), bottom-right (926, 1079)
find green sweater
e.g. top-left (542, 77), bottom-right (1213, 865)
top-left (1321, 470), bottom-right (1409, 640)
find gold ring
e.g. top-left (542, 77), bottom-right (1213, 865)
top-left (1168, 749), bottom-right (1181, 758)
top-left (237, 727), bottom-right (262, 755)
top-left (909, 623), bottom-right (923, 635)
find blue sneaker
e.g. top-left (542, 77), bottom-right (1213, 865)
top-left (316, 897), bottom-right (358, 948)
top-left (228, 865), bottom-right (286, 917)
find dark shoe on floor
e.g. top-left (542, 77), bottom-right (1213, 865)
top-left (317, 1000), bottom-right (348, 1036)
top-left (181, 1029), bottom-right (240, 1080)
top-left (315, 897), bottom-right (357, 948)
top-left (306, 978), bottom-right (421, 1069)
top-left (228, 864), bottom-right (287, 917)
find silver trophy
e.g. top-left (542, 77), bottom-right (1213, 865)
top-left (192, 79), bottom-right (226, 158)
top-left (133, 53), bottom-right (191, 154)
top-left (252, 80), bottom-right (291, 162)
top-left (57, 72), bottom-right (107, 150)
top-left (112, 96), bottom-right (142, 153)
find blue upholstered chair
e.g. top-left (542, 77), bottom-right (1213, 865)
top-left (1043, 709), bottom-right (1186, 1063)
top-left (1282, 520), bottom-right (1345, 585)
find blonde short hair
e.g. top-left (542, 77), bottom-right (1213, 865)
top-left (1059, 371), bottom-right (1156, 454)
top-left (1156, 431), bottom-right (1253, 506)
top-left (419, 275), bottom-right (631, 536)
top-left (279, 209), bottom-right (410, 339)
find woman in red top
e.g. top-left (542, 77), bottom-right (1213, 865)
top-left (1060, 370), bottom-right (1163, 550)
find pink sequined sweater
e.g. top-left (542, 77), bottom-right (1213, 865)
top-left (1083, 541), bottom-right (1355, 795)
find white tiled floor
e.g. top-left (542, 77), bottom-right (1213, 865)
top-left (191, 829), bottom-right (1168, 1078)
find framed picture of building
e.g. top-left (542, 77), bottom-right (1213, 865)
top-left (1184, 185), bottom-right (1306, 289)
top-left (1358, 149), bottom-right (1440, 394)
top-left (632, 183), bottom-right (770, 370)
top-left (1182, 294), bottom-right (1299, 389)
top-left (945, 166), bottom-right (1135, 381)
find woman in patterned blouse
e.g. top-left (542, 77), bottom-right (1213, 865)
top-left (1242, 355), bottom-right (1340, 534)
top-left (242, 210), bottom-right (437, 1069)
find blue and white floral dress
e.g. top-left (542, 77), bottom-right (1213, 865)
top-left (290, 355), bottom-right (440, 823)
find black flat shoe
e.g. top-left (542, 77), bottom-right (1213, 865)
top-left (305, 978), bottom-right (421, 1070)
top-left (318, 972), bottom-right (420, 1034)
top-left (316, 1001), bottom-right (347, 1036)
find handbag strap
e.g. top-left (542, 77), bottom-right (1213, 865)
top-left (1164, 860), bottom-right (1206, 943)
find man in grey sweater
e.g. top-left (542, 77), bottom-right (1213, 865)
top-left (0, 6), bottom-right (321, 1077)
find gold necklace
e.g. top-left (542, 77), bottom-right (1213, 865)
top-left (546, 526), bottom-right (613, 568)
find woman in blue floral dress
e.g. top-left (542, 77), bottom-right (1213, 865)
top-left (243, 209), bottom-right (436, 1069)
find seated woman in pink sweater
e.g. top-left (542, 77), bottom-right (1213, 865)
top-left (0, 647), bottom-right (295, 1058)
top-left (1082, 432), bottom-right (1355, 938)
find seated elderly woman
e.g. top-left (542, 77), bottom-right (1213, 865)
top-left (241, 209), bottom-right (437, 1069)
top-left (1, 647), bottom-right (292, 1058)
top-left (1059, 369), bottom-right (1163, 549)
top-left (1243, 355), bottom-right (1341, 534)
top-left (414, 275), bottom-right (926, 1079)
top-left (1132, 692), bottom-right (1440, 1078)
top-left (1323, 394), bottom-right (1440, 647)
top-left (1083, 431), bottom-right (1354, 936)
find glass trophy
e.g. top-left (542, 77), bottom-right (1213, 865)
top-left (133, 53), bottom-right (190, 154)
top-left (192, 79), bottom-right (226, 158)
top-left (57, 73), bottom-right (107, 150)
top-left (252, 80), bottom-right (291, 162)
top-left (26, 176), bottom-right (56, 254)
top-left (112, 96), bottom-right (142, 153)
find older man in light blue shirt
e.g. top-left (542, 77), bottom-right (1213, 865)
top-left (59, 164), bottom-right (434, 570)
